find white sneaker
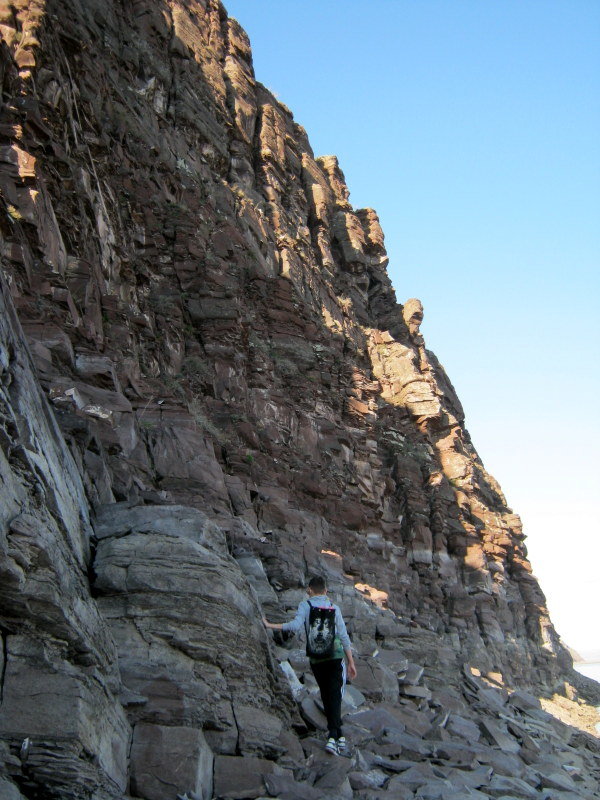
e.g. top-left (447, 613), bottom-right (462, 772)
top-left (336, 736), bottom-right (347, 753)
top-left (325, 737), bottom-right (338, 755)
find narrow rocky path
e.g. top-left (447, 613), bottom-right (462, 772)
top-left (214, 641), bottom-right (600, 799)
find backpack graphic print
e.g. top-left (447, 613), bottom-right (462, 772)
top-left (306, 600), bottom-right (336, 659)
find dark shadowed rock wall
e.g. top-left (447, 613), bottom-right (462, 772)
top-left (0, 1), bottom-right (589, 798)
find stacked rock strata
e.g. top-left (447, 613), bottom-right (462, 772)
top-left (0, 0), bottom-right (597, 798)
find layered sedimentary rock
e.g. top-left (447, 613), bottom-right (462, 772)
top-left (0, 268), bottom-right (131, 797)
top-left (0, 1), bottom-right (596, 798)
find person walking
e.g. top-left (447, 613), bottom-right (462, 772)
top-left (263, 575), bottom-right (357, 755)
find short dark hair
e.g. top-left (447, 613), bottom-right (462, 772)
top-left (308, 575), bottom-right (326, 593)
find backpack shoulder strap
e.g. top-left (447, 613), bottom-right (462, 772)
top-left (307, 598), bottom-right (334, 609)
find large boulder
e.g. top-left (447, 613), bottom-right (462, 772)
top-left (130, 723), bottom-right (213, 800)
top-left (93, 504), bottom-right (291, 755)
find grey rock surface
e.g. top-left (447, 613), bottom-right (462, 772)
top-left (0, 272), bottom-right (130, 796)
top-left (93, 504), bottom-right (292, 757)
top-left (130, 723), bottom-right (213, 800)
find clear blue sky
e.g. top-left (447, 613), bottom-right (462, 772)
top-left (224, 0), bottom-right (600, 655)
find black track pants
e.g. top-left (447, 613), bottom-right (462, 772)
top-left (311, 658), bottom-right (344, 739)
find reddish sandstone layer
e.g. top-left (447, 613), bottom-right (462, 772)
top-left (0, 0), bottom-right (565, 682)
top-left (0, 3), bottom-right (579, 795)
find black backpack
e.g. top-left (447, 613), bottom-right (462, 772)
top-left (306, 600), bottom-right (336, 659)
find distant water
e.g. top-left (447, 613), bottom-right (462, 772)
top-left (575, 662), bottom-right (600, 683)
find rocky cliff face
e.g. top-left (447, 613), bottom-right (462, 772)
top-left (0, 1), bottom-right (597, 799)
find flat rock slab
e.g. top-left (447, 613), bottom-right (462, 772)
top-left (353, 660), bottom-right (400, 704)
top-left (365, 786), bottom-right (413, 800)
top-left (130, 723), bottom-right (213, 800)
top-left (348, 769), bottom-right (388, 789)
top-left (399, 684), bottom-right (432, 700)
top-left (381, 729), bottom-right (435, 760)
top-left (538, 793), bottom-right (597, 800)
top-left (507, 690), bottom-right (541, 712)
top-left (235, 704), bottom-right (285, 757)
top-left (386, 762), bottom-right (440, 790)
top-left (434, 791), bottom-right (491, 800)
top-left (390, 705), bottom-right (433, 738)
top-left (278, 729), bottom-right (306, 764)
top-left (444, 765), bottom-right (492, 789)
top-left (366, 751), bottom-right (420, 773)
top-left (432, 741), bottom-right (479, 766)
top-left (475, 748), bottom-right (525, 777)
top-left (300, 696), bottom-right (328, 730)
top-left (429, 690), bottom-right (467, 714)
top-left (446, 714), bottom-right (481, 744)
top-left (343, 684), bottom-right (367, 710)
top-left (540, 770), bottom-right (578, 792)
top-left (214, 755), bottom-right (283, 799)
top-left (399, 663), bottom-right (425, 684)
top-left (313, 765), bottom-right (354, 799)
top-left (264, 773), bottom-right (322, 800)
top-left (479, 718), bottom-right (520, 753)
top-left (349, 706), bottom-right (406, 736)
top-left (412, 780), bottom-right (456, 799)
top-left (477, 687), bottom-right (509, 712)
top-left (487, 773), bottom-right (540, 798)
top-left (375, 650), bottom-right (409, 674)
